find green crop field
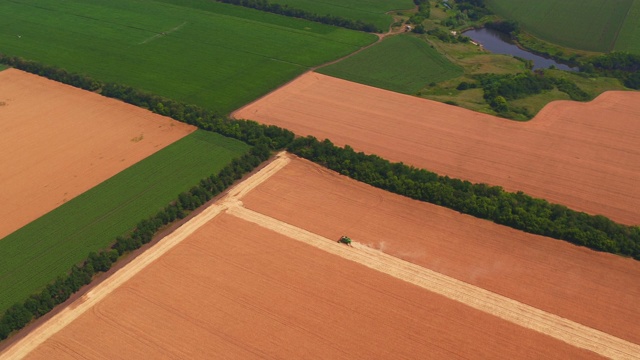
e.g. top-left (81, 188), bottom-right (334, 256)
top-left (486, 0), bottom-right (634, 52)
top-left (614, 0), bottom-right (640, 53)
top-left (0, 130), bottom-right (249, 313)
top-left (318, 34), bottom-right (463, 94)
top-left (266, 0), bottom-right (414, 32)
top-left (0, 0), bottom-right (375, 114)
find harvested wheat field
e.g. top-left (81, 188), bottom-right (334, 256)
top-left (4, 154), bottom-right (621, 359)
top-left (20, 214), bottom-right (601, 360)
top-left (0, 69), bottom-right (195, 238)
top-left (240, 156), bottom-right (640, 347)
top-left (234, 72), bottom-right (640, 225)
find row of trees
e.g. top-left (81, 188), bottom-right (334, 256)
top-left (485, 20), bottom-right (520, 36)
top-left (216, 0), bottom-right (380, 33)
top-left (471, 72), bottom-right (589, 117)
top-left (287, 136), bottom-right (640, 260)
top-left (581, 52), bottom-right (640, 90)
top-left (454, 0), bottom-right (490, 21)
top-left (0, 147), bottom-right (270, 340)
top-left (0, 55), bottom-right (295, 151)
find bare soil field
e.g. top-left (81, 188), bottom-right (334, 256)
top-left (22, 214), bottom-right (601, 360)
top-left (233, 72), bottom-right (640, 225)
top-left (0, 69), bottom-right (195, 238)
top-left (240, 156), bottom-right (640, 346)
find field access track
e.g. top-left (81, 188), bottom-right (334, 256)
top-left (234, 72), bottom-right (640, 226)
top-left (0, 69), bottom-right (195, 239)
top-left (5, 154), bottom-right (637, 359)
top-left (241, 156), bottom-right (640, 347)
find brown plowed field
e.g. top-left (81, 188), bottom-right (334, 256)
top-left (240, 156), bottom-right (640, 346)
top-left (0, 69), bottom-right (195, 238)
top-left (233, 72), bottom-right (640, 225)
top-left (23, 214), bottom-right (602, 360)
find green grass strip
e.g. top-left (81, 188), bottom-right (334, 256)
top-left (0, 130), bottom-right (249, 313)
top-left (319, 34), bottom-right (463, 94)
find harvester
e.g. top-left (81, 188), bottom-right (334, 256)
top-left (338, 235), bottom-right (353, 247)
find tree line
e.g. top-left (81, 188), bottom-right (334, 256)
top-left (454, 0), bottom-right (490, 21)
top-left (408, 0), bottom-right (431, 34)
top-left (0, 55), bottom-right (295, 150)
top-left (464, 72), bottom-right (590, 118)
top-left (580, 52), bottom-right (640, 90)
top-left (287, 136), bottom-right (640, 260)
top-left (215, 0), bottom-right (380, 33)
top-left (0, 146), bottom-right (271, 340)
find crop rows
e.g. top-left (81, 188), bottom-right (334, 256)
top-left (319, 34), bottom-right (463, 94)
top-left (614, 0), bottom-right (640, 54)
top-left (486, 0), bottom-right (633, 52)
top-left (0, 0), bottom-right (375, 114)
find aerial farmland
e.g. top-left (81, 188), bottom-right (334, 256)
top-left (4, 155), bottom-right (633, 359)
top-left (0, 69), bottom-right (195, 239)
top-left (235, 72), bottom-right (640, 225)
top-left (1, 0), bottom-right (639, 359)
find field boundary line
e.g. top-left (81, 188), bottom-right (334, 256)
top-left (611, 0), bottom-right (636, 51)
top-left (227, 205), bottom-right (640, 360)
top-left (0, 152), bottom-right (291, 360)
top-left (139, 21), bottom-right (188, 45)
top-left (230, 28), bottom-right (393, 119)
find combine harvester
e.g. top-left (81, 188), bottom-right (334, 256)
top-left (338, 235), bottom-right (353, 247)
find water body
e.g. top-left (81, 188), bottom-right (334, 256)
top-left (463, 28), bottom-right (577, 71)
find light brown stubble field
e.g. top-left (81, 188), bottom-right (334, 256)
top-left (0, 69), bottom-right (195, 239)
top-left (240, 156), bottom-right (640, 346)
top-left (23, 214), bottom-right (603, 360)
top-left (6, 154), bottom-right (635, 358)
top-left (233, 72), bottom-right (640, 225)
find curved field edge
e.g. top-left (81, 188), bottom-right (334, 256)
top-left (485, 0), bottom-right (633, 53)
top-left (0, 130), bottom-right (249, 314)
top-left (0, 0), bottom-right (376, 114)
top-left (318, 34), bottom-right (463, 94)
